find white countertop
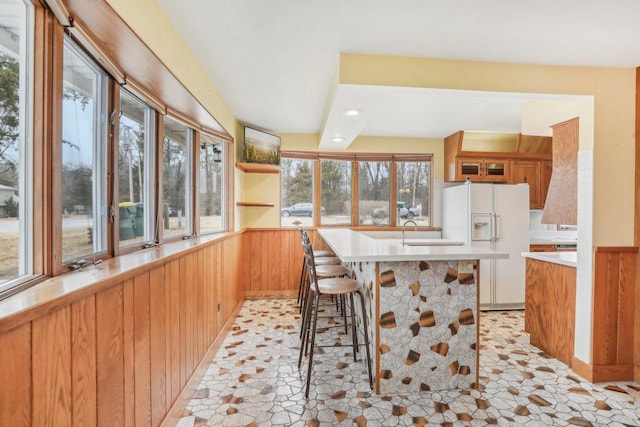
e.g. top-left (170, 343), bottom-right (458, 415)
top-left (521, 251), bottom-right (577, 268)
top-left (318, 229), bottom-right (509, 262)
top-left (529, 238), bottom-right (578, 245)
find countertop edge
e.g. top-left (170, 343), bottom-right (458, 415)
top-left (521, 251), bottom-right (577, 268)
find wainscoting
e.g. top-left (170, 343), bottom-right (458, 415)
top-left (244, 228), bottom-right (328, 299)
top-left (573, 246), bottom-right (637, 382)
top-left (0, 232), bottom-right (246, 427)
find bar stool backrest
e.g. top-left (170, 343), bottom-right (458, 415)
top-left (301, 235), bottom-right (318, 290)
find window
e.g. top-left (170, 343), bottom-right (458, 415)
top-left (281, 153), bottom-right (432, 228)
top-left (320, 159), bottom-right (352, 226)
top-left (118, 90), bottom-right (155, 248)
top-left (396, 160), bottom-right (432, 226)
top-left (0, 0), bottom-right (33, 288)
top-left (162, 117), bottom-right (191, 239)
top-left (199, 133), bottom-right (224, 234)
top-left (358, 160), bottom-right (390, 226)
top-left (61, 37), bottom-right (108, 262)
top-left (280, 158), bottom-right (314, 226)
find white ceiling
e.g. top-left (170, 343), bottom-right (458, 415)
top-left (156, 0), bottom-right (640, 148)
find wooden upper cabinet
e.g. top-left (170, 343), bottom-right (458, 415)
top-left (455, 157), bottom-right (510, 182)
top-left (541, 118), bottom-right (578, 225)
top-left (444, 131), bottom-right (552, 188)
top-left (511, 160), bottom-right (541, 208)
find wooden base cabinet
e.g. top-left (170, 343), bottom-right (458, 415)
top-left (525, 259), bottom-right (576, 366)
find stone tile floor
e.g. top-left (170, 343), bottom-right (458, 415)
top-left (175, 299), bottom-right (640, 426)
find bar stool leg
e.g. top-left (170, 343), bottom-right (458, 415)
top-left (349, 293), bottom-right (359, 353)
top-left (357, 289), bottom-right (374, 388)
top-left (305, 291), bottom-right (321, 398)
top-left (298, 286), bottom-right (315, 366)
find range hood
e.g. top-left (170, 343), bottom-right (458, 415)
top-left (541, 118), bottom-right (578, 225)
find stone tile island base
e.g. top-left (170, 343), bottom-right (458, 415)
top-left (350, 259), bottom-right (478, 395)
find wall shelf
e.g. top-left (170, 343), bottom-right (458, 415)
top-left (236, 202), bottom-right (275, 207)
top-left (235, 162), bottom-right (280, 174)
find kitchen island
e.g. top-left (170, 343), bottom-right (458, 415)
top-left (318, 229), bottom-right (508, 394)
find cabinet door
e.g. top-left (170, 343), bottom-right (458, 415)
top-left (455, 157), bottom-right (510, 182)
top-left (455, 158), bottom-right (482, 181)
top-left (539, 160), bottom-right (552, 208)
top-left (511, 161), bottom-right (540, 208)
top-left (483, 159), bottom-right (510, 182)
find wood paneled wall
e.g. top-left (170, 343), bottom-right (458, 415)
top-left (244, 228), bottom-right (329, 299)
top-left (574, 246), bottom-right (637, 382)
top-left (0, 233), bottom-right (246, 427)
top-left (525, 259), bottom-right (576, 367)
top-left (634, 66), bottom-right (640, 383)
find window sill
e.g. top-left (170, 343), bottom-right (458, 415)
top-left (0, 232), bottom-right (236, 333)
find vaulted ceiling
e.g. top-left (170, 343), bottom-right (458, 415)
top-left (156, 0), bottom-right (640, 147)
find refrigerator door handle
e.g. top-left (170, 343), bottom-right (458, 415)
top-left (494, 213), bottom-right (500, 241)
top-left (489, 212), bottom-right (496, 241)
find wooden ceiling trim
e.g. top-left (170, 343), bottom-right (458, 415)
top-left (47, 0), bottom-right (233, 142)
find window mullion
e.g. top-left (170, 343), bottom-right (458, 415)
top-left (390, 161), bottom-right (398, 226)
top-left (352, 160), bottom-right (358, 226)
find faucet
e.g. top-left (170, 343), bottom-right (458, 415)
top-left (402, 220), bottom-right (418, 246)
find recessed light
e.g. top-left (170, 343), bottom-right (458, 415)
top-left (331, 136), bottom-right (345, 143)
top-left (342, 109), bottom-right (362, 117)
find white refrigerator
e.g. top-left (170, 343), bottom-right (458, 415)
top-left (442, 182), bottom-right (529, 310)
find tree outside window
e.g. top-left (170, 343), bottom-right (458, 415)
top-left (199, 133), bottom-right (224, 234)
top-left (280, 158), bottom-right (314, 226)
top-left (162, 117), bottom-right (190, 239)
top-left (0, 0), bottom-right (32, 285)
top-left (61, 37), bottom-right (108, 262)
top-left (358, 161), bottom-right (390, 226)
top-left (321, 159), bottom-right (352, 226)
top-left (396, 161), bottom-right (431, 226)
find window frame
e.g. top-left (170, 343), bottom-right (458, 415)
top-left (59, 33), bottom-right (110, 265)
top-left (160, 115), bottom-right (194, 242)
top-left (197, 132), bottom-right (226, 235)
top-left (0, 0), bottom-right (37, 298)
top-left (279, 157), bottom-right (316, 228)
top-left (0, 0), bottom-right (235, 299)
top-left (280, 151), bottom-right (433, 228)
top-left (115, 87), bottom-right (157, 253)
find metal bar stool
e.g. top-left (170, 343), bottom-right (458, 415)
top-left (297, 227), bottom-right (351, 335)
top-left (297, 232), bottom-right (373, 398)
top-left (296, 227), bottom-right (342, 312)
